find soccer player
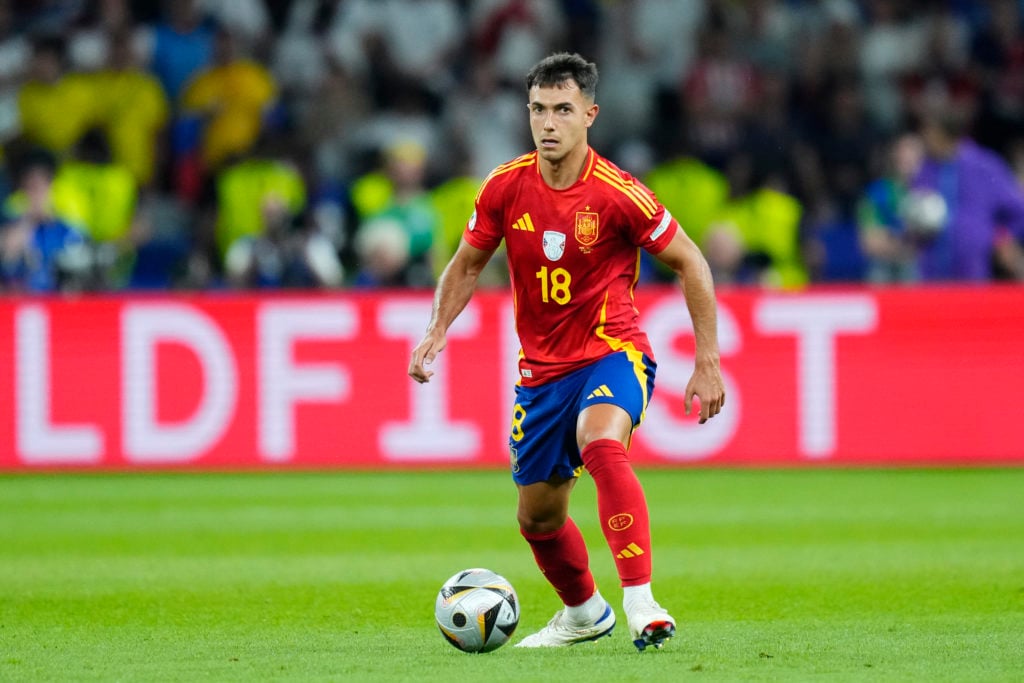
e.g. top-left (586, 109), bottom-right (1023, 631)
top-left (408, 53), bottom-right (725, 651)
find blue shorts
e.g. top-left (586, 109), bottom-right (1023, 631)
top-left (508, 351), bottom-right (656, 486)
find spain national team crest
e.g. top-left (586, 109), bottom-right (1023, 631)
top-left (542, 231), bottom-right (566, 261)
top-left (575, 210), bottom-right (599, 247)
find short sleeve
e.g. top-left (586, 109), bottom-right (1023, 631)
top-left (641, 206), bottom-right (680, 254)
top-left (462, 182), bottom-right (504, 251)
top-left (613, 175), bottom-right (680, 253)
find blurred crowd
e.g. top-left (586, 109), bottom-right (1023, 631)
top-left (2, 0), bottom-right (1024, 294)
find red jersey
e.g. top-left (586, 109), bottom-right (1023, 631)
top-left (464, 147), bottom-right (680, 386)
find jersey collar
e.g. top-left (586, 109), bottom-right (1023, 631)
top-left (534, 147), bottom-right (598, 185)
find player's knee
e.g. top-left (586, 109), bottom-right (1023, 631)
top-left (576, 406), bottom-right (632, 451)
top-left (517, 509), bottom-right (566, 536)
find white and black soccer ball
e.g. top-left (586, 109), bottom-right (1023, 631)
top-left (435, 568), bottom-right (520, 653)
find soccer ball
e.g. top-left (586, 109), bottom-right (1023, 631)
top-left (434, 568), bottom-right (520, 653)
top-left (900, 188), bottom-right (948, 240)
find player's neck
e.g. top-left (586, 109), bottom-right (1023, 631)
top-left (539, 145), bottom-right (590, 190)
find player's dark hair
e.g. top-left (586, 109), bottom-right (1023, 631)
top-left (525, 52), bottom-right (598, 100)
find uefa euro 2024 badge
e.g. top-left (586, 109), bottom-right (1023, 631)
top-left (542, 231), bottom-right (566, 261)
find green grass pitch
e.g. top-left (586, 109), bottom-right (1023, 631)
top-left (1, 467), bottom-right (1022, 682)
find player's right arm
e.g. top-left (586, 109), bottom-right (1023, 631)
top-left (408, 238), bottom-right (496, 383)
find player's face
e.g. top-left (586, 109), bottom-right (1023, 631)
top-left (528, 81), bottom-right (598, 164)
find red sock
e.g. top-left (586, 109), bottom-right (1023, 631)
top-left (581, 438), bottom-right (652, 587)
top-left (520, 517), bottom-right (595, 606)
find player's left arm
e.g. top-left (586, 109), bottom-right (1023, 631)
top-left (651, 227), bottom-right (726, 423)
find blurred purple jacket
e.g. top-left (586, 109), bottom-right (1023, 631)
top-left (913, 139), bottom-right (1024, 281)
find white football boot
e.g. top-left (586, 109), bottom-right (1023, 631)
top-left (514, 601), bottom-right (616, 647)
top-left (625, 596), bottom-right (675, 652)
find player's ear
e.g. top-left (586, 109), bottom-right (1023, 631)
top-left (585, 103), bottom-right (599, 128)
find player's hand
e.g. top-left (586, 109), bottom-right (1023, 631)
top-left (683, 360), bottom-right (726, 424)
top-left (408, 331), bottom-right (447, 383)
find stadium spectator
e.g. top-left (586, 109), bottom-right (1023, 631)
top-left (680, 9), bottom-right (761, 168)
top-left (702, 152), bottom-right (806, 287)
top-left (89, 28), bottom-right (170, 187)
top-left (741, 67), bottom-right (802, 203)
top-left (858, 131), bottom-right (926, 282)
top-left (351, 214), bottom-right (412, 288)
top-left (3, 137), bottom-right (90, 230)
top-left (125, 192), bottom-right (195, 289)
top-left (349, 140), bottom-right (438, 288)
top-left (299, 57), bottom-right (373, 187)
top-left (812, 77), bottom-right (882, 215)
top-left (899, 3), bottom-right (976, 129)
top-left (595, 0), bottom-right (705, 155)
top-left (440, 58), bottom-right (528, 180)
top-left (211, 139), bottom-right (306, 273)
top-left (790, 70), bottom-right (879, 283)
top-left (179, 27), bottom-right (277, 172)
top-left (326, 0), bottom-right (462, 107)
top-left (269, 0), bottom-right (332, 119)
top-left (907, 105), bottom-right (1024, 281)
top-left (56, 128), bottom-right (142, 288)
top-left (145, 0), bottom-right (216, 102)
top-left (426, 147), bottom-right (510, 287)
top-left (0, 146), bottom-right (90, 292)
top-left (223, 206), bottom-right (343, 290)
top-left (17, 34), bottom-right (97, 157)
top-left (858, 0), bottom-right (929, 131)
top-left (787, 1), bottom-right (860, 146)
top-left (349, 77), bottom-right (449, 181)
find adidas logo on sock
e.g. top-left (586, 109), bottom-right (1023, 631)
top-left (616, 542), bottom-right (645, 559)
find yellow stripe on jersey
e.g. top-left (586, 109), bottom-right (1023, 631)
top-left (592, 166), bottom-right (658, 219)
top-left (593, 166), bottom-right (655, 218)
top-left (594, 292), bottom-right (651, 424)
top-left (580, 148), bottom-right (597, 181)
top-left (475, 153), bottom-right (537, 203)
top-left (594, 159), bottom-right (657, 207)
top-left (490, 151), bottom-right (536, 175)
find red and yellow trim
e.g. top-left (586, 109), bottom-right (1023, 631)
top-left (591, 159), bottom-right (657, 219)
top-left (476, 152), bottom-right (537, 202)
